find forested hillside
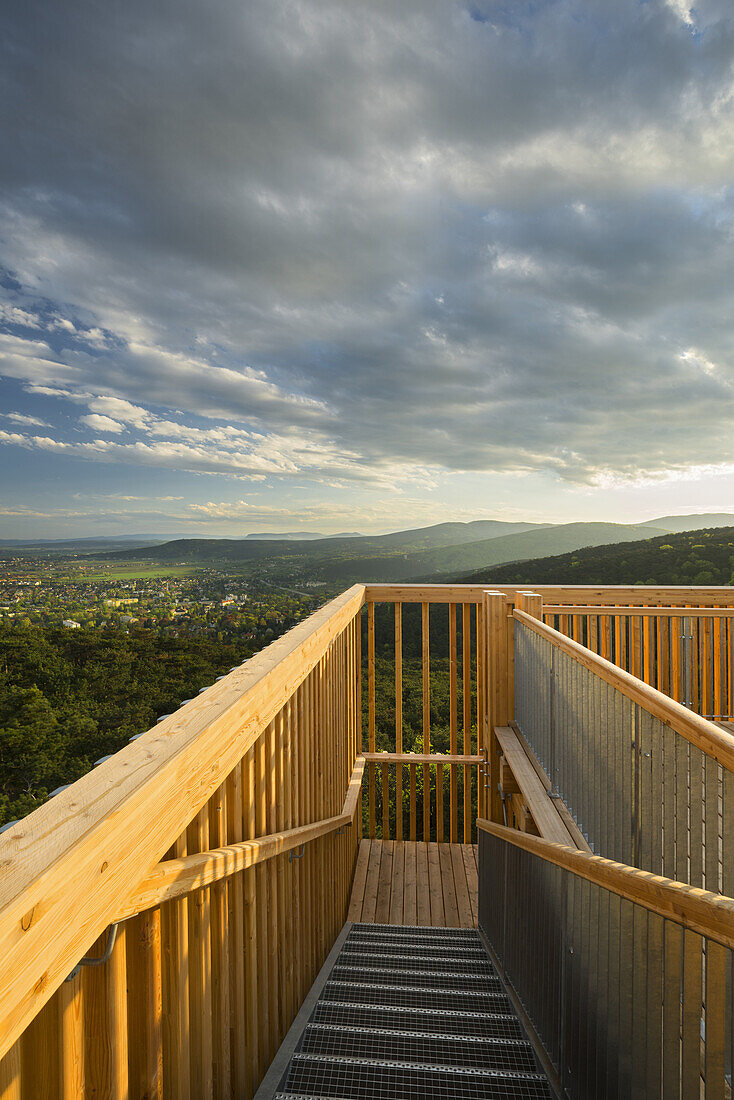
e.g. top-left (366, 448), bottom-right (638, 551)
top-left (461, 527), bottom-right (734, 586)
top-left (0, 626), bottom-right (242, 825)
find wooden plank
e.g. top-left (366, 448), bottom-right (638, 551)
top-left (347, 840), bottom-right (371, 921)
top-left (361, 841), bottom-right (382, 924)
top-left (187, 809), bottom-right (213, 1099)
top-left (58, 974), bottom-right (84, 1100)
top-left (478, 819), bottom-right (734, 951)
top-left (422, 603), bottom-right (430, 842)
top-left (514, 610), bottom-right (734, 773)
top-left (0, 1042), bottom-right (20, 1100)
top-left (161, 833), bottom-right (190, 1100)
top-left (389, 842), bottom-right (405, 925)
top-left (409, 764), bottom-right (417, 842)
top-left (495, 726), bottom-right (575, 846)
top-left (127, 908), bottom-right (163, 1100)
top-left (364, 585), bottom-right (734, 607)
top-left (0, 586), bottom-right (366, 1060)
top-left (403, 843), bottom-right (417, 925)
top-left (461, 845), bottom-right (478, 927)
top-left (209, 783), bottom-right (231, 1099)
top-left (363, 753), bottom-right (482, 765)
top-left (242, 747), bottom-right (258, 1099)
top-left (450, 844), bottom-right (473, 928)
top-left (375, 841), bottom-right (394, 924)
top-left (427, 844), bottom-right (444, 927)
top-left (416, 844), bottom-right (431, 927)
top-left (438, 844), bottom-right (460, 928)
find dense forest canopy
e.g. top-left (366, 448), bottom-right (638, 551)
top-left (0, 625), bottom-right (242, 824)
top-left (462, 527), bottom-right (734, 587)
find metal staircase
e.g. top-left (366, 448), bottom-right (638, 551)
top-left (262, 923), bottom-right (554, 1099)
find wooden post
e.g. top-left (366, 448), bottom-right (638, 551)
top-left (0, 1043), bottom-right (20, 1100)
top-left (161, 834), bottom-right (190, 1100)
top-left (127, 909), bottom-right (163, 1100)
top-left (395, 603), bottom-right (403, 841)
top-left (483, 591), bottom-right (512, 824)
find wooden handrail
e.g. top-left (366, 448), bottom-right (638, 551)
top-left (543, 604), bottom-right (734, 616)
top-left (477, 818), bottom-right (734, 951)
top-left (514, 608), bottom-right (734, 773)
top-left (118, 757), bottom-right (366, 918)
top-left (364, 584), bottom-right (734, 606)
top-left (362, 752), bottom-right (482, 765)
top-left (0, 583), bottom-right (365, 1062)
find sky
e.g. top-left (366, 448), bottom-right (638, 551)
top-left (1, 0), bottom-right (734, 539)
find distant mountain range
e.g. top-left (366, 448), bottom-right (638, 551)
top-left (93, 512), bottom-right (734, 584)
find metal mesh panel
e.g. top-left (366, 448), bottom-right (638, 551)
top-left (514, 619), bottom-right (733, 890)
top-left (479, 827), bottom-right (734, 1099)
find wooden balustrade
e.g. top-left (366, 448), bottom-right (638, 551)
top-left (2, 581), bottom-right (734, 1098)
top-left (362, 592), bottom-right (486, 842)
top-left (0, 587), bottom-right (364, 1100)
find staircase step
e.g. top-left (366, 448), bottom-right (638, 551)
top-left (311, 1000), bottom-right (525, 1039)
top-left (282, 1052), bottom-right (553, 1099)
top-left (300, 1023), bottom-right (539, 1072)
top-left (343, 935), bottom-right (487, 959)
top-left (338, 949), bottom-right (490, 973)
top-left (322, 979), bottom-right (511, 1013)
top-left (331, 963), bottom-right (500, 989)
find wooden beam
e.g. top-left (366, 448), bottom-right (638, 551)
top-left (514, 609), bottom-right (734, 773)
top-left (477, 818), bottom-right (734, 952)
top-left (494, 727), bottom-right (575, 846)
top-left (364, 584), bottom-right (734, 607)
top-left (362, 753), bottom-right (482, 765)
top-left (119, 758), bottom-right (365, 917)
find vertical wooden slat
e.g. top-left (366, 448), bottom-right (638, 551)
top-left (409, 764), bottom-right (417, 841)
top-left (59, 974), bottom-right (84, 1100)
top-left (242, 747), bottom-right (258, 1099)
top-left (368, 601), bottom-right (376, 838)
top-left (422, 602), bottom-right (431, 841)
top-left (484, 591), bottom-right (508, 825)
top-left (395, 603), bottom-right (403, 841)
top-left (254, 735), bottom-right (269, 1081)
top-left (462, 603), bottom-right (472, 844)
top-left (382, 760), bottom-right (390, 840)
top-left (266, 721), bottom-right (279, 1060)
top-left (209, 783), bottom-right (231, 1100)
top-left (161, 833), bottom-right (190, 1100)
top-left (226, 763), bottom-right (247, 1100)
top-left (449, 602), bottom-right (458, 844)
top-left (21, 995), bottom-right (58, 1100)
top-left (705, 940), bottom-right (726, 1099)
top-left (84, 925), bottom-right (128, 1100)
top-left (187, 809), bottom-right (213, 1100)
top-left (436, 763), bottom-right (444, 843)
top-left (682, 928), bottom-right (703, 1098)
top-left (0, 1042), bottom-right (20, 1100)
top-left (127, 909), bottom-right (163, 1100)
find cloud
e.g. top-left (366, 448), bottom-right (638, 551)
top-left (1, 0), bottom-right (734, 504)
top-left (4, 412), bottom-right (50, 427)
top-left (80, 413), bottom-right (125, 433)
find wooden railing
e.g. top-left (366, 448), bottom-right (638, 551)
top-left (362, 588), bottom-right (487, 842)
top-left (2, 581), bottom-right (734, 1099)
top-left (0, 585), bottom-right (364, 1100)
top-left (479, 819), bottom-right (734, 1097)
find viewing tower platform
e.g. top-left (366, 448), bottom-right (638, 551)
top-left (1, 584), bottom-right (733, 1098)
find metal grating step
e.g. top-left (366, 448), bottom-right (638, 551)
top-left (343, 936), bottom-right (487, 958)
top-left (283, 1052), bottom-right (553, 1099)
top-left (257, 923), bottom-right (553, 1100)
top-left (331, 963), bottom-right (501, 990)
top-left (300, 1023), bottom-right (539, 1073)
top-left (339, 949), bottom-right (490, 973)
top-left (322, 979), bottom-right (512, 1013)
top-left (311, 1000), bottom-right (526, 1039)
top-left (349, 922), bottom-right (479, 941)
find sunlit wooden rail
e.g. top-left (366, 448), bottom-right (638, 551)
top-left (1, 583), bottom-right (734, 1099)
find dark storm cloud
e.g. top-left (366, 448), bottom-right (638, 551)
top-left (1, 0), bottom-right (734, 485)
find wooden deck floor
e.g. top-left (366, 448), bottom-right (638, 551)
top-left (347, 839), bottom-right (478, 928)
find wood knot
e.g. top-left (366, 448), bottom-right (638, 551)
top-left (33, 972), bottom-right (48, 994)
top-left (21, 906), bottom-right (35, 932)
top-left (100, 860), bottom-right (109, 874)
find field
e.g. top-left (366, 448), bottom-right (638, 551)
top-left (73, 564), bottom-right (201, 581)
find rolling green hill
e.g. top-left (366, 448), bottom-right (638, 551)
top-left (458, 527), bottom-right (734, 586)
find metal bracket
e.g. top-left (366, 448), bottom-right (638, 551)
top-left (335, 825), bottom-right (347, 836)
top-left (66, 923), bottom-right (119, 982)
top-left (289, 843), bottom-right (305, 862)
